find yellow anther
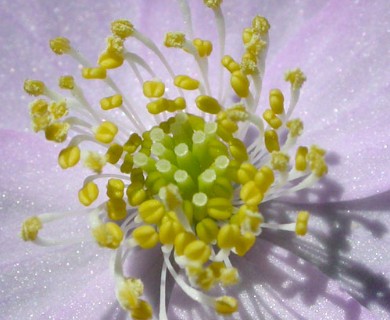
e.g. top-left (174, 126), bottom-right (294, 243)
top-left (285, 68), bottom-right (306, 90)
top-left (126, 183), bottom-right (147, 207)
top-left (271, 151), bottom-right (290, 172)
top-left (94, 121), bottom-right (118, 144)
top-left (254, 166), bottom-right (274, 193)
top-left (235, 232), bottom-right (256, 256)
top-left (49, 101), bottom-right (68, 120)
top-left (100, 94), bottom-right (123, 111)
top-left (242, 28), bottom-right (254, 45)
top-left (92, 222), bottom-right (123, 249)
top-left (173, 232), bottom-right (195, 256)
top-left (269, 89), bottom-right (284, 114)
top-left (263, 109), bottom-right (282, 129)
top-left (196, 218), bottom-right (219, 243)
top-left (308, 145), bottom-right (328, 177)
top-left (193, 38), bottom-right (213, 57)
top-left (215, 296), bottom-right (238, 315)
top-left (221, 55), bottom-right (240, 73)
top-left (225, 104), bottom-right (248, 121)
top-left (130, 299), bottom-right (153, 320)
top-left (146, 98), bottom-right (169, 114)
top-left (195, 95), bottom-right (222, 114)
top-left (78, 181), bottom-right (99, 206)
top-left (245, 33), bottom-right (266, 56)
top-left (174, 75), bottom-right (200, 90)
top-left (264, 129), bottom-right (280, 153)
top-left (106, 143), bottom-right (123, 164)
top-left (159, 216), bottom-right (184, 245)
top-left (106, 36), bottom-right (124, 54)
top-left (84, 152), bottom-right (106, 174)
top-left (240, 52), bottom-right (258, 75)
top-left (143, 80), bottom-right (165, 98)
top-left (237, 163), bottom-right (257, 185)
top-left (218, 117), bottom-right (238, 135)
top-left (138, 199), bottom-right (165, 225)
top-left (106, 198), bottom-right (127, 220)
top-left (234, 205), bottom-right (263, 233)
top-left (203, 0), bottom-right (222, 9)
top-left (21, 216), bottom-right (42, 241)
top-left (111, 19), bottom-right (134, 39)
top-left (44, 122), bottom-right (70, 143)
top-left (219, 267), bottom-right (239, 286)
top-left (49, 37), bottom-right (71, 55)
top-left (311, 156), bottom-right (328, 177)
top-left (24, 80), bottom-right (45, 96)
top-left (132, 225), bottom-right (159, 249)
top-left (82, 67), bottom-right (107, 80)
top-left (98, 50), bottom-right (124, 69)
top-left (184, 240), bottom-right (211, 264)
top-left (29, 99), bottom-right (51, 132)
top-left (124, 134), bottom-right (142, 155)
top-left (230, 70), bottom-right (250, 98)
top-left (229, 138), bottom-right (249, 162)
top-left (240, 181), bottom-right (264, 206)
top-left (169, 97), bottom-right (186, 111)
top-left (193, 267), bottom-right (216, 291)
top-left (106, 179), bottom-right (125, 199)
top-left (207, 198), bottom-right (233, 220)
top-left (164, 32), bottom-right (186, 48)
top-left (30, 99), bottom-right (48, 117)
top-left (295, 146), bottom-right (308, 171)
top-left (58, 146), bottom-right (80, 169)
top-left (58, 75), bottom-right (75, 90)
top-left (217, 224), bottom-right (240, 249)
top-left (117, 278), bottom-right (144, 311)
top-left (295, 211), bottom-right (310, 236)
top-left (252, 16), bottom-right (270, 35)
top-left (287, 118), bottom-right (304, 138)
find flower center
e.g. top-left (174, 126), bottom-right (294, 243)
top-left (21, 1), bottom-right (328, 319)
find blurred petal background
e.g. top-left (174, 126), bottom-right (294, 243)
top-left (0, 0), bottom-right (389, 319)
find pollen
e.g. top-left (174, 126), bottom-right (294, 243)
top-left (22, 2), bottom-right (329, 319)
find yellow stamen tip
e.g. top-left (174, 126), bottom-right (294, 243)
top-left (45, 122), bottom-right (70, 143)
top-left (203, 0), bottom-right (223, 9)
top-left (58, 146), bottom-right (81, 169)
top-left (49, 37), bottom-right (71, 55)
top-left (100, 94), bottom-right (123, 110)
top-left (230, 70), bottom-right (250, 98)
top-left (82, 67), bottom-right (107, 80)
top-left (94, 121), bottom-right (118, 144)
top-left (92, 222), bottom-right (123, 249)
top-left (174, 75), bottom-right (200, 90)
top-left (21, 216), bottom-right (42, 241)
top-left (24, 80), bottom-right (45, 96)
top-left (132, 225), bottom-right (159, 249)
top-left (164, 32), bottom-right (186, 48)
top-left (195, 95), bottom-right (222, 114)
top-left (78, 181), bottom-right (99, 206)
top-left (111, 19), bottom-right (134, 39)
top-left (295, 211), bottom-right (310, 236)
top-left (285, 68), bottom-right (306, 90)
top-left (143, 80), bottom-right (165, 98)
top-left (193, 38), bottom-right (213, 57)
top-left (215, 296), bottom-right (238, 315)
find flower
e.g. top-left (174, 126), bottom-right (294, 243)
top-left (1, 1), bottom-right (390, 319)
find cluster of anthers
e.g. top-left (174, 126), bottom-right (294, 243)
top-left (21, 1), bottom-right (328, 319)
